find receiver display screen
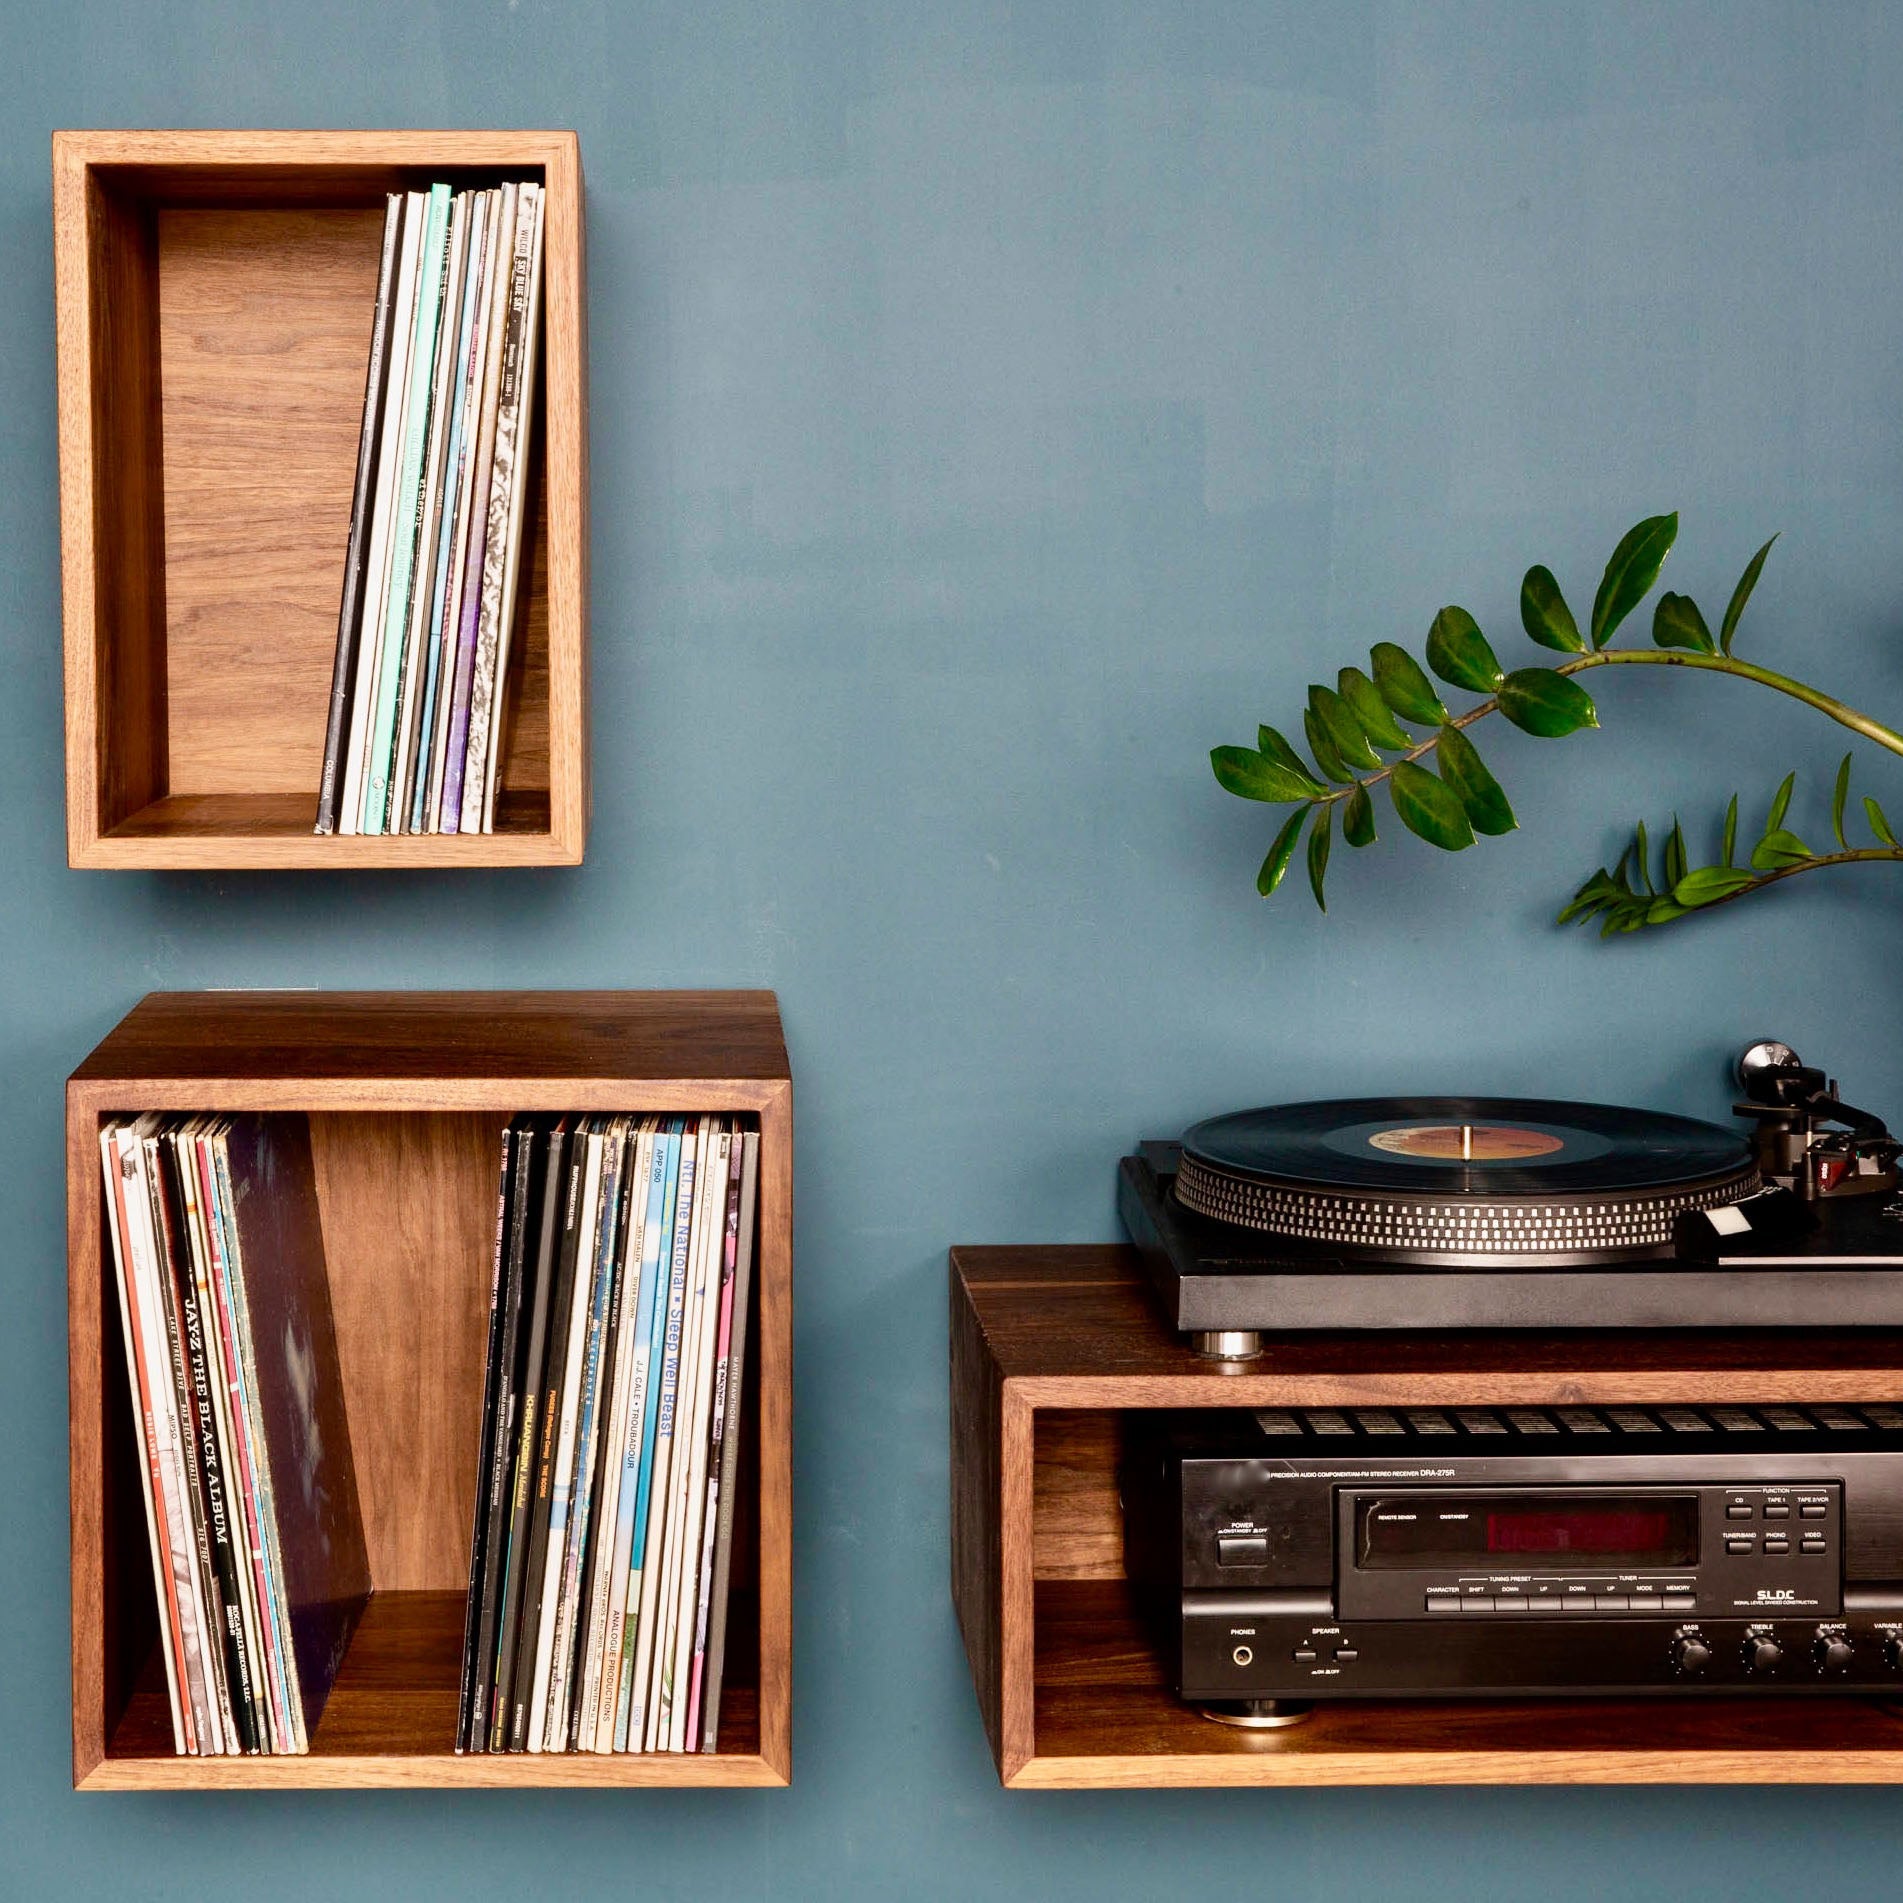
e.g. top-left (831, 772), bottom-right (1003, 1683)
top-left (1358, 1492), bottom-right (1699, 1570)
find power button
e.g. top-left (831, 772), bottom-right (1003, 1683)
top-left (1218, 1534), bottom-right (1269, 1566)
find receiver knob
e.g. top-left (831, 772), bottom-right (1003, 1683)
top-left (1886, 1634), bottom-right (1903, 1673)
top-left (1815, 1630), bottom-right (1855, 1674)
top-left (1744, 1632), bottom-right (1785, 1673)
top-left (1670, 1631), bottom-right (1712, 1675)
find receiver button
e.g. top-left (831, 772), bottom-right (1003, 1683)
top-left (1763, 1502), bottom-right (1791, 1518)
top-left (1594, 1595), bottom-right (1630, 1610)
top-left (1458, 1597), bottom-right (1495, 1613)
top-left (1800, 1503), bottom-right (1828, 1519)
top-left (1801, 1535), bottom-right (1827, 1554)
top-left (1763, 1536), bottom-right (1791, 1554)
top-left (1725, 1504), bottom-right (1754, 1519)
top-left (1725, 1536), bottom-right (1754, 1554)
top-left (1426, 1596), bottom-right (1460, 1613)
top-left (1292, 1646), bottom-right (1318, 1663)
top-left (1663, 1591), bottom-right (1696, 1610)
top-left (1217, 1535), bottom-right (1269, 1566)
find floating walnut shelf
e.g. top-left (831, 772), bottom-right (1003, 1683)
top-left (949, 1245), bottom-right (1903, 1788)
top-left (69, 991), bottom-right (790, 1788)
top-left (55, 129), bottom-right (589, 868)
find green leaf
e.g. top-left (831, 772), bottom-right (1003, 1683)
top-left (1646, 897), bottom-right (1690, 926)
top-left (1674, 865), bottom-right (1758, 908)
top-left (1633, 820), bottom-right (1653, 894)
top-left (1342, 782), bottom-right (1376, 848)
top-left (1496, 668), bottom-right (1599, 737)
top-left (1370, 642), bottom-right (1450, 726)
top-left (1722, 794), bottom-right (1738, 868)
top-left (1336, 667), bottom-right (1412, 751)
top-left (1665, 816), bottom-right (1688, 888)
top-left (1751, 828), bottom-right (1811, 871)
top-left (1558, 869), bottom-right (1620, 924)
top-left (1767, 770), bottom-right (1795, 834)
top-left (1257, 725), bottom-right (1324, 793)
top-left (1211, 745), bottom-right (1319, 803)
top-left (1256, 806), bottom-right (1308, 897)
top-left (1424, 606), bottom-right (1506, 694)
top-left (1591, 512), bottom-right (1678, 647)
top-left (1309, 683), bottom-right (1383, 772)
top-left (1832, 753), bottom-right (1851, 850)
top-left (1652, 591), bottom-right (1714, 653)
top-left (1388, 760), bottom-right (1475, 851)
top-left (1719, 534), bottom-right (1777, 656)
top-left (1304, 706), bottom-right (1354, 784)
top-left (1306, 803), bottom-right (1332, 912)
top-left (1869, 796), bottom-right (1900, 848)
top-left (1520, 564), bottom-right (1583, 653)
top-left (1435, 725), bottom-right (1517, 835)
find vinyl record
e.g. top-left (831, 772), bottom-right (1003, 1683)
top-left (1173, 1097), bottom-right (1759, 1266)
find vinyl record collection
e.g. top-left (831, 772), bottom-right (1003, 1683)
top-left (98, 1114), bottom-right (370, 1756)
top-left (458, 1114), bottom-right (760, 1755)
top-left (315, 177), bottom-right (547, 838)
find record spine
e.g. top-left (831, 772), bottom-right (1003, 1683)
top-left (459, 181), bottom-right (540, 832)
top-left (534, 1123), bottom-right (608, 1746)
top-left (339, 191), bottom-right (424, 836)
top-left (698, 1128), bottom-right (759, 1752)
top-left (153, 1133), bottom-right (256, 1752)
top-left (440, 181), bottom-right (517, 832)
top-left (491, 1118), bottom-right (568, 1751)
top-left (455, 1117), bottom-right (518, 1753)
top-left (315, 192), bottom-right (403, 835)
top-left (510, 1122), bottom-right (586, 1751)
top-left (143, 1129), bottom-right (232, 1752)
top-left (99, 1122), bottom-right (188, 1752)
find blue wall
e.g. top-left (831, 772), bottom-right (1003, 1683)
top-left (7, 3), bottom-right (1903, 1897)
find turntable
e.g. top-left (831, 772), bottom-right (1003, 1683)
top-left (1120, 1044), bottom-right (1903, 1354)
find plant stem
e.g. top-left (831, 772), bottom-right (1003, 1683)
top-left (1689, 846), bottom-right (1903, 915)
top-left (1319, 646), bottom-right (1903, 806)
top-left (1566, 649), bottom-right (1903, 758)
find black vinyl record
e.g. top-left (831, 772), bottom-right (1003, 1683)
top-left (1173, 1097), bottom-right (1759, 1266)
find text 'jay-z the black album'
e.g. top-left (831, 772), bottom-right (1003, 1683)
top-left (1118, 1042), bottom-right (1903, 1349)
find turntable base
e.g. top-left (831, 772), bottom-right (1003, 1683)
top-left (1122, 1144), bottom-right (1903, 1339)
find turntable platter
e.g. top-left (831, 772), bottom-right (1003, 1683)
top-left (1174, 1097), bottom-right (1759, 1266)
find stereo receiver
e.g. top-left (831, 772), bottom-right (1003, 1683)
top-left (1121, 1402), bottom-right (1903, 1719)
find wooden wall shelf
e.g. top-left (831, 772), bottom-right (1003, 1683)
top-left (950, 1244), bottom-right (1903, 1788)
top-left (68, 992), bottom-right (790, 1789)
top-left (54, 130), bottom-right (590, 869)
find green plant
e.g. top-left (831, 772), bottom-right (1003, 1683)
top-left (1211, 514), bottom-right (1903, 931)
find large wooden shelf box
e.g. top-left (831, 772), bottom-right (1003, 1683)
top-left (55, 129), bottom-right (589, 868)
top-left (68, 991), bottom-right (790, 1788)
top-left (950, 1245), bottom-right (1903, 1789)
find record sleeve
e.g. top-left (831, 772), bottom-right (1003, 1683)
top-left (219, 1113), bottom-right (371, 1736)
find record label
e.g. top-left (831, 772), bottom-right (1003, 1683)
top-left (1365, 1124), bottom-right (1568, 1163)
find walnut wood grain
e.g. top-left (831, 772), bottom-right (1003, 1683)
top-left (950, 1255), bottom-right (1006, 1767)
top-left (54, 129), bottom-right (587, 868)
top-left (1033, 1412), bottom-right (1123, 1581)
top-left (94, 1591), bottom-right (772, 1788)
top-left (949, 1246), bottom-right (1903, 1789)
top-left (954, 1245), bottom-right (1903, 1402)
top-left (68, 991), bottom-right (791, 1788)
top-left (310, 1113), bottom-right (498, 1588)
top-left (70, 990), bottom-right (791, 1095)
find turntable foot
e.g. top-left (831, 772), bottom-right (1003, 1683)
top-left (1199, 1698), bottom-right (1315, 1729)
top-left (1191, 1329), bottom-right (1263, 1361)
